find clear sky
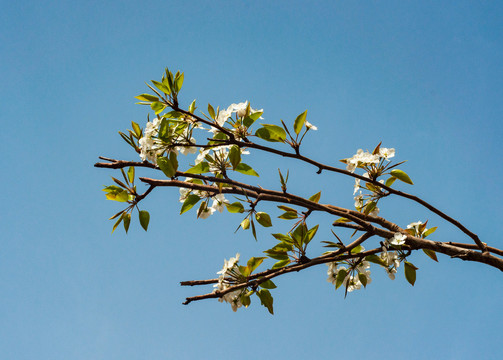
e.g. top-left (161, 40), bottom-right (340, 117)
top-left (1, 1), bottom-right (502, 359)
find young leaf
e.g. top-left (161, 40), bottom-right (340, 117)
top-left (293, 110), bottom-right (307, 135)
top-left (228, 145), bottom-right (241, 169)
top-left (422, 249), bottom-right (438, 262)
top-left (208, 104), bottom-right (216, 119)
top-left (308, 191), bottom-right (321, 203)
top-left (247, 257), bottom-right (266, 273)
top-left (385, 177), bottom-right (396, 187)
top-left (112, 214), bottom-right (123, 233)
top-left (139, 210), bottom-right (150, 231)
top-left (135, 93), bottom-right (159, 102)
top-left (365, 254), bottom-right (387, 267)
top-left (305, 224), bottom-right (319, 245)
top-left (255, 125), bottom-right (286, 142)
top-left (256, 289), bottom-right (274, 315)
top-left (251, 219), bottom-right (257, 240)
top-left (157, 156), bottom-right (177, 178)
top-left (404, 261), bottom-right (418, 286)
top-left (277, 205), bottom-right (297, 213)
top-left (127, 166), bottom-right (135, 183)
top-left (255, 212), bottom-right (272, 227)
top-left (423, 226), bottom-right (438, 238)
top-left (335, 269), bottom-right (347, 289)
top-left (358, 273), bottom-right (368, 287)
top-left (278, 211), bottom-right (298, 220)
top-left (259, 279), bottom-right (277, 289)
top-left (390, 169), bottom-right (414, 185)
top-left (272, 259), bottom-right (291, 269)
top-left (226, 202), bottom-right (245, 213)
top-left (151, 101), bottom-right (166, 115)
top-left (151, 80), bottom-right (170, 94)
top-left (186, 161), bottom-right (210, 174)
top-left (235, 163), bottom-right (259, 177)
top-left (175, 73), bottom-right (184, 92)
top-left (241, 218), bottom-right (250, 230)
top-left (123, 212), bottom-right (131, 233)
top-left (180, 194), bottom-right (201, 215)
top-left (131, 122), bottom-right (142, 138)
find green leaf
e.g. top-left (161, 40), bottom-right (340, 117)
top-left (151, 101), bottom-right (166, 114)
top-left (157, 154), bottom-right (178, 178)
top-left (256, 289), bottom-right (274, 315)
top-left (228, 145), bottom-right (241, 169)
top-left (333, 217), bottom-right (351, 223)
top-left (277, 205), bottom-right (297, 213)
top-left (175, 73), bottom-right (184, 92)
top-left (385, 177), bottom-right (396, 187)
top-left (305, 224), bottom-right (319, 245)
top-left (226, 202), bottom-right (245, 213)
top-left (240, 218), bottom-right (250, 230)
top-left (390, 169), bottom-right (414, 185)
top-left (186, 161), bottom-right (210, 174)
top-left (180, 194), bottom-right (201, 215)
top-left (366, 254), bottom-right (387, 267)
top-left (250, 219), bottom-right (257, 240)
top-left (259, 279), bottom-right (277, 289)
top-left (404, 261), bottom-right (418, 286)
top-left (363, 201), bottom-right (376, 215)
top-left (135, 93), bottom-right (159, 102)
top-left (271, 233), bottom-right (292, 243)
top-left (272, 259), bottom-right (291, 269)
top-left (291, 223), bottom-right (307, 247)
top-left (127, 166), bottom-right (135, 183)
top-left (139, 210), bottom-right (150, 231)
top-left (278, 211), bottom-right (298, 220)
top-left (335, 269), bottom-right (347, 289)
top-left (247, 257), bottom-right (266, 273)
top-left (102, 185), bottom-right (124, 193)
top-left (235, 163), bottom-right (259, 177)
top-left (308, 191), bottom-right (321, 203)
top-left (248, 111), bottom-right (263, 122)
top-left (263, 249), bottom-right (289, 260)
top-left (293, 110), bottom-right (307, 135)
top-left (131, 122), bottom-right (141, 138)
top-left (151, 80), bottom-right (170, 94)
top-left (208, 104), bottom-right (215, 119)
top-left (255, 212), bottom-right (272, 227)
top-left (123, 213), bottom-right (131, 233)
top-left (255, 124), bottom-right (286, 142)
top-left (423, 226), bottom-right (438, 238)
top-left (241, 293), bottom-right (251, 307)
top-left (351, 245), bottom-right (364, 254)
top-left (111, 176), bottom-right (128, 189)
top-left (112, 214), bottom-right (123, 233)
top-left (358, 273), bottom-right (368, 288)
top-left (422, 249), bottom-right (438, 262)
top-left (105, 189), bottom-right (129, 202)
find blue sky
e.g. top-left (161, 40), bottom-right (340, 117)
top-left (1, 1), bottom-right (502, 359)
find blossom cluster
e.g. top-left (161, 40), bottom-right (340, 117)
top-left (179, 181), bottom-right (229, 219)
top-left (213, 253), bottom-right (245, 312)
top-left (327, 260), bottom-right (372, 292)
top-left (213, 101), bottom-right (262, 133)
top-left (344, 147), bottom-right (395, 173)
top-left (138, 116), bottom-right (197, 163)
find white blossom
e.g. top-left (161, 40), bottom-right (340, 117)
top-left (379, 147), bottom-right (395, 160)
top-left (214, 254), bottom-right (244, 312)
top-left (407, 221), bottom-right (427, 237)
top-left (345, 149), bottom-right (380, 173)
top-left (389, 232), bottom-right (407, 246)
top-left (198, 204), bottom-right (216, 219)
top-left (211, 193), bottom-right (229, 213)
top-left (305, 120), bottom-right (318, 130)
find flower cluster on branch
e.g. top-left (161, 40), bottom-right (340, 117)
top-left (95, 67), bottom-right (503, 314)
